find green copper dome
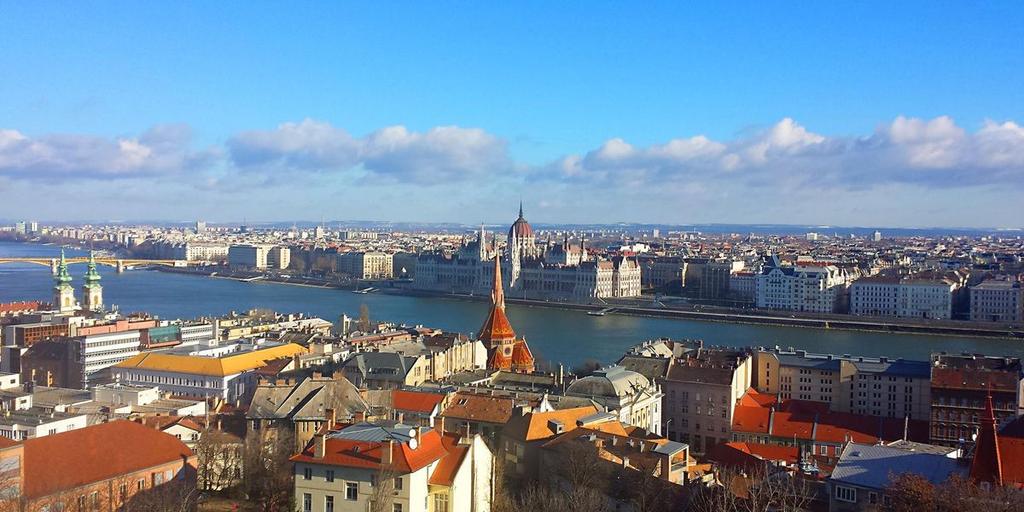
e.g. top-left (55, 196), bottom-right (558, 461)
top-left (83, 251), bottom-right (102, 288)
top-left (54, 249), bottom-right (72, 287)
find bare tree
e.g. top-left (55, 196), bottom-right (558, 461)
top-left (888, 473), bottom-right (1024, 512)
top-left (367, 466), bottom-right (398, 512)
top-left (194, 428), bottom-right (244, 492)
top-left (688, 464), bottom-right (813, 512)
top-left (357, 304), bottom-right (372, 332)
top-left (241, 429), bottom-right (294, 512)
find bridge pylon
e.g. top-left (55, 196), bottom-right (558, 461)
top-left (116, 260), bottom-right (125, 273)
top-left (50, 258), bottom-right (58, 275)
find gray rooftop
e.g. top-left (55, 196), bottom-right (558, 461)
top-left (830, 442), bottom-right (964, 490)
top-left (329, 422), bottom-right (418, 443)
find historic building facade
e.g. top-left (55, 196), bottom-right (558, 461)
top-left (413, 205), bottom-right (642, 301)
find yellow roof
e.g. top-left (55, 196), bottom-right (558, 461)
top-left (115, 343), bottom-right (306, 377)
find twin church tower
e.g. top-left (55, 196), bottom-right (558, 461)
top-left (52, 250), bottom-right (104, 313)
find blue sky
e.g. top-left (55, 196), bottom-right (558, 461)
top-left (1, 2), bottom-right (1022, 227)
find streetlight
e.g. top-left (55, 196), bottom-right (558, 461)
top-left (664, 418), bottom-right (673, 439)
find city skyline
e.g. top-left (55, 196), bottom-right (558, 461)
top-left (2, 2), bottom-right (1023, 227)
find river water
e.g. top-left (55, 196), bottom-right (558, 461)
top-left (1, 241), bottom-right (1021, 367)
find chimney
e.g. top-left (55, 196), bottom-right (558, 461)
top-left (314, 433), bottom-right (326, 458)
top-left (435, 415), bottom-right (446, 433)
top-left (382, 440), bottom-right (394, 466)
top-left (354, 410), bottom-right (366, 423)
top-left (463, 422), bottom-right (472, 440)
top-left (325, 408), bottom-right (336, 428)
top-left (767, 407), bottom-right (776, 436)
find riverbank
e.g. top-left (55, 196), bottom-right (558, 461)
top-left (389, 288), bottom-right (1023, 340)
top-left (150, 265), bottom-right (1023, 341)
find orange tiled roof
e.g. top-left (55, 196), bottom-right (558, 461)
top-left (502, 406), bottom-right (603, 442)
top-left (442, 393), bottom-right (515, 425)
top-left (731, 390), bottom-right (928, 445)
top-left (429, 438), bottom-right (468, 486)
top-left (23, 421), bottom-right (193, 500)
top-left (393, 389), bottom-right (446, 414)
top-left (290, 429), bottom-right (448, 474)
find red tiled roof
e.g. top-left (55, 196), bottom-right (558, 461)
top-left (0, 301), bottom-right (40, 313)
top-left (0, 437), bottom-right (19, 449)
top-left (393, 390), bottom-right (446, 414)
top-left (23, 421), bottom-right (193, 500)
top-left (290, 429), bottom-right (448, 474)
top-left (441, 393), bottom-right (514, 425)
top-left (429, 438), bottom-right (468, 486)
top-left (731, 391), bottom-right (928, 445)
top-left (706, 442), bottom-right (799, 469)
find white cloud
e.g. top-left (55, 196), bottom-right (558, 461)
top-left (540, 116), bottom-right (1024, 189)
top-left (0, 124), bottom-right (216, 180)
top-left (227, 119), bottom-right (510, 183)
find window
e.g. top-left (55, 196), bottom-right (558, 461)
top-left (868, 492), bottom-right (878, 504)
top-left (346, 482), bottom-right (358, 500)
top-left (394, 476), bottom-right (403, 490)
top-left (434, 493), bottom-right (450, 512)
top-left (137, 479), bottom-right (146, 491)
top-left (393, 505), bottom-right (403, 512)
top-left (834, 485), bottom-right (856, 502)
top-left (326, 469), bottom-right (335, 482)
top-left (325, 495), bottom-right (334, 512)
top-left (302, 493), bottom-right (312, 512)
top-left (303, 467), bottom-right (312, 480)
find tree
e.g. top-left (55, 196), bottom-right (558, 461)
top-left (571, 358), bottom-right (602, 378)
top-left (357, 304), bottom-right (371, 332)
top-left (194, 428), bottom-right (243, 492)
top-left (688, 464), bottom-right (813, 512)
top-left (240, 429), bottom-right (294, 512)
top-left (288, 257), bottom-right (306, 274)
top-left (367, 466), bottom-right (397, 512)
top-left (887, 473), bottom-right (1024, 512)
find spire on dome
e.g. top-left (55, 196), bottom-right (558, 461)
top-left (969, 392), bottom-right (1003, 486)
top-left (518, 200), bottom-right (524, 219)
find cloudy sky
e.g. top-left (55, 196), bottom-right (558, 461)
top-left (1, 2), bottom-right (1022, 227)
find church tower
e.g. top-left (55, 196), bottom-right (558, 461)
top-left (477, 243), bottom-right (535, 373)
top-left (53, 250), bottom-right (76, 313)
top-left (81, 251), bottom-right (103, 311)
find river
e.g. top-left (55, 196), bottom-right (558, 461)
top-left (1, 241), bottom-right (1021, 366)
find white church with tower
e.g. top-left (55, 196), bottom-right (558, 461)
top-left (52, 250), bottom-right (104, 313)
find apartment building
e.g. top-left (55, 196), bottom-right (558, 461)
top-left (268, 246), bottom-right (291, 270)
top-left (638, 255), bottom-right (685, 290)
top-left (661, 347), bottom-right (752, 454)
top-left (929, 354), bottom-right (1023, 446)
top-left (228, 244), bottom-right (270, 269)
top-left (291, 422), bottom-right (493, 512)
top-left (850, 271), bottom-right (966, 320)
top-left (970, 277), bottom-right (1023, 322)
top-left (752, 349), bottom-right (931, 420)
top-left (337, 251), bottom-right (394, 279)
top-left (755, 259), bottom-right (847, 313)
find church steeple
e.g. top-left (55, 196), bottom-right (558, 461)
top-left (970, 392), bottom-right (1003, 486)
top-left (82, 251), bottom-right (104, 312)
top-left (53, 250), bottom-right (76, 313)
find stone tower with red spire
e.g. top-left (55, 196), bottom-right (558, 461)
top-left (477, 242), bottom-right (535, 373)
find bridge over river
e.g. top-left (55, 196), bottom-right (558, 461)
top-left (0, 256), bottom-right (190, 273)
